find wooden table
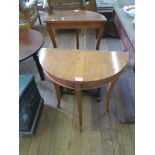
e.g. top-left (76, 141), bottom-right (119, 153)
top-left (39, 48), bottom-right (128, 132)
top-left (44, 10), bottom-right (107, 50)
top-left (19, 28), bottom-right (45, 80)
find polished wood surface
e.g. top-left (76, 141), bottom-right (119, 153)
top-left (19, 28), bottom-right (45, 80)
top-left (39, 48), bottom-right (128, 131)
top-left (19, 28), bottom-right (44, 61)
top-left (45, 10), bottom-right (106, 23)
top-left (20, 27), bottom-right (134, 153)
top-left (44, 10), bottom-right (107, 50)
top-left (39, 48), bottom-right (128, 87)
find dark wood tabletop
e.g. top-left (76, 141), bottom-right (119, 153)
top-left (19, 28), bottom-right (45, 80)
top-left (19, 28), bottom-right (44, 61)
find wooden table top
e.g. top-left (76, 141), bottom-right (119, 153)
top-left (19, 29), bottom-right (44, 61)
top-left (39, 48), bottom-right (128, 89)
top-left (44, 10), bottom-right (107, 23)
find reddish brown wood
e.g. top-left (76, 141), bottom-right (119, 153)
top-left (106, 76), bottom-right (119, 112)
top-left (19, 28), bottom-right (44, 61)
top-left (44, 10), bottom-right (107, 50)
top-left (113, 12), bottom-right (135, 70)
top-left (96, 24), bottom-right (104, 50)
top-left (53, 82), bottom-right (62, 108)
top-left (19, 28), bottom-right (45, 80)
top-left (46, 23), bottom-right (57, 48)
top-left (76, 30), bottom-right (79, 49)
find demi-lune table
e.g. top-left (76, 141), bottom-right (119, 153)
top-left (39, 48), bottom-right (128, 132)
top-left (44, 10), bottom-right (107, 50)
top-left (19, 28), bottom-right (45, 80)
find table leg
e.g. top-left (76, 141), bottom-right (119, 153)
top-left (96, 88), bottom-right (101, 102)
top-left (76, 30), bottom-right (79, 49)
top-left (106, 76), bottom-right (119, 112)
top-left (75, 84), bottom-right (82, 132)
top-left (96, 25), bottom-right (105, 50)
top-left (53, 83), bottom-right (62, 108)
top-left (46, 23), bottom-right (57, 48)
top-left (36, 5), bottom-right (42, 25)
top-left (33, 54), bottom-right (45, 81)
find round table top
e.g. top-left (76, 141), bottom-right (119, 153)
top-left (19, 29), bottom-right (44, 61)
top-left (44, 10), bottom-right (107, 23)
top-left (39, 48), bottom-right (128, 89)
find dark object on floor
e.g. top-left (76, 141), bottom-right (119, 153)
top-left (119, 116), bottom-right (135, 124)
top-left (96, 10), bottom-right (119, 38)
top-left (19, 74), bottom-right (44, 137)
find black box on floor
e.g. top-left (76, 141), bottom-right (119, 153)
top-left (19, 74), bottom-right (43, 136)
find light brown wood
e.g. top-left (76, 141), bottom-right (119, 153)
top-left (39, 48), bottom-right (128, 131)
top-left (44, 10), bottom-right (107, 50)
top-left (53, 83), bottom-right (62, 108)
top-left (75, 84), bottom-right (82, 132)
top-left (20, 27), bottom-right (134, 154)
top-left (106, 76), bottom-right (119, 112)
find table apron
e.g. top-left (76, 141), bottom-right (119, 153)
top-left (44, 71), bottom-right (120, 90)
top-left (46, 22), bottom-right (105, 29)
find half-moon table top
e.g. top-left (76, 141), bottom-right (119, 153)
top-left (44, 10), bottom-right (107, 23)
top-left (19, 29), bottom-right (44, 61)
top-left (39, 48), bottom-right (128, 89)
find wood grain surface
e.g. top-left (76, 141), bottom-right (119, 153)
top-left (19, 28), bottom-right (44, 61)
top-left (39, 48), bottom-right (128, 89)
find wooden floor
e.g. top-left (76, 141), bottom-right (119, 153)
top-left (19, 13), bottom-right (135, 155)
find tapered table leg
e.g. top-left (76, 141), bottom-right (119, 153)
top-left (96, 25), bottom-right (105, 50)
top-left (46, 23), bottom-right (57, 48)
top-left (106, 76), bottom-right (119, 112)
top-left (76, 30), bottom-right (79, 49)
top-left (33, 54), bottom-right (45, 81)
top-left (96, 88), bottom-right (101, 102)
top-left (53, 83), bottom-right (62, 108)
top-left (75, 84), bottom-right (82, 132)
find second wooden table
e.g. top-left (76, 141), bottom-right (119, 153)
top-left (44, 10), bottom-right (107, 50)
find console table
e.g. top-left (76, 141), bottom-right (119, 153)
top-left (44, 10), bottom-right (107, 50)
top-left (39, 48), bottom-right (128, 132)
